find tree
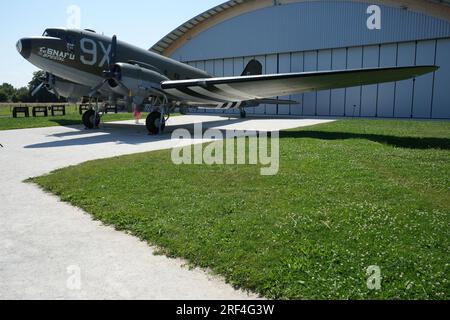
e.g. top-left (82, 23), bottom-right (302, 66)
top-left (0, 90), bottom-right (8, 102)
top-left (0, 73), bottom-right (67, 104)
top-left (15, 87), bottom-right (32, 103)
top-left (0, 83), bottom-right (15, 101)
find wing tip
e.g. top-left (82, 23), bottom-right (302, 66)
top-left (414, 65), bottom-right (439, 77)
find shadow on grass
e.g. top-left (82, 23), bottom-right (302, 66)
top-left (280, 130), bottom-right (450, 150)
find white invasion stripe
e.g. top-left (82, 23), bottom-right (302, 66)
top-left (190, 86), bottom-right (240, 102)
top-left (223, 102), bottom-right (237, 109)
top-left (164, 88), bottom-right (216, 104)
top-left (215, 84), bottom-right (256, 100)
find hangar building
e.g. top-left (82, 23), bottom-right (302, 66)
top-left (151, 0), bottom-right (450, 119)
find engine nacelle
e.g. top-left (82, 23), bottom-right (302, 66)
top-left (108, 62), bottom-right (169, 98)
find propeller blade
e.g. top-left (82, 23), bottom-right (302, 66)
top-left (110, 35), bottom-right (117, 67)
top-left (48, 74), bottom-right (56, 86)
top-left (52, 87), bottom-right (61, 99)
top-left (89, 79), bottom-right (108, 97)
top-left (110, 78), bottom-right (130, 96)
top-left (31, 82), bottom-right (44, 96)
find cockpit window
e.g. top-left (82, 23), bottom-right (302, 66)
top-left (42, 29), bottom-right (70, 40)
top-left (42, 29), bottom-right (61, 38)
top-left (42, 29), bottom-right (76, 52)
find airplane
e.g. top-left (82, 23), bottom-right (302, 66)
top-left (17, 28), bottom-right (438, 134)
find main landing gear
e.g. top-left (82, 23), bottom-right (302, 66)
top-left (82, 109), bottom-right (101, 129)
top-left (240, 108), bottom-right (247, 119)
top-left (145, 95), bottom-right (171, 135)
top-left (82, 99), bottom-right (102, 129)
top-left (146, 111), bottom-right (166, 135)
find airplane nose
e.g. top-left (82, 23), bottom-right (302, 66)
top-left (16, 40), bottom-right (22, 53)
top-left (17, 38), bottom-right (32, 59)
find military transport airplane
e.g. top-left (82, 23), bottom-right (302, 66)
top-left (17, 28), bottom-right (438, 134)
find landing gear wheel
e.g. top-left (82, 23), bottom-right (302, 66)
top-left (83, 110), bottom-right (100, 129)
top-left (240, 109), bottom-right (247, 119)
top-left (146, 111), bottom-right (166, 135)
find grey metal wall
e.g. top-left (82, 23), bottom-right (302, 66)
top-left (173, 1), bottom-right (450, 119)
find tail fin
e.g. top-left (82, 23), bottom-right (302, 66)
top-left (241, 59), bottom-right (263, 76)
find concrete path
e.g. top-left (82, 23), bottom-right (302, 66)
top-left (0, 115), bottom-right (334, 300)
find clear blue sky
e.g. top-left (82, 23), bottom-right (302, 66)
top-left (0, 0), bottom-right (225, 88)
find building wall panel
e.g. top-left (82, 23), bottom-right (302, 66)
top-left (378, 44), bottom-right (397, 117)
top-left (196, 61), bottom-right (205, 72)
top-left (303, 51), bottom-right (318, 116)
top-left (243, 56), bottom-right (256, 114)
top-left (290, 52), bottom-right (304, 116)
top-left (330, 48), bottom-right (347, 116)
top-left (265, 54), bottom-right (278, 115)
top-left (361, 45), bottom-right (379, 117)
top-left (345, 47), bottom-right (363, 117)
top-left (432, 38), bottom-right (450, 119)
top-left (395, 42), bottom-right (416, 117)
top-left (413, 40), bottom-right (436, 118)
top-left (254, 55), bottom-right (266, 114)
top-left (317, 49), bottom-right (332, 116)
top-left (278, 53), bottom-right (292, 115)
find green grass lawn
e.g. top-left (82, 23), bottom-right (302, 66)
top-left (31, 119), bottom-right (450, 299)
top-left (0, 104), bottom-right (141, 130)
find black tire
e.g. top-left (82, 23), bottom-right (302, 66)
top-left (146, 111), bottom-right (166, 135)
top-left (240, 109), bottom-right (247, 119)
top-left (82, 110), bottom-right (100, 129)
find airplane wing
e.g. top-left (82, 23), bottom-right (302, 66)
top-left (161, 66), bottom-right (438, 105)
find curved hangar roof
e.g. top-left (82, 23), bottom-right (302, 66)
top-left (151, 0), bottom-right (450, 57)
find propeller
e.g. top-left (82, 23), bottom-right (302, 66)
top-left (31, 82), bottom-right (45, 97)
top-left (89, 35), bottom-right (128, 97)
top-left (31, 72), bottom-right (60, 98)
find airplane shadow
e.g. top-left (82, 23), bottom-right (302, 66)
top-left (24, 117), bottom-right (250, 149)
top-left (24, 116), bottom-right (448, 151)
top-left (280, 131), bottom-right (450, 150)
top-left (50, 119), bottom-right (86, 127)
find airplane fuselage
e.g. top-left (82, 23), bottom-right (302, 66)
top-left (17, 27), bottom-right (437, 134)
top-left (18, 28), bottom-right (210, 97)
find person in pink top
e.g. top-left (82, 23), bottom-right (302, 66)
top-left (133, 103), bottom-right (142, 124)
